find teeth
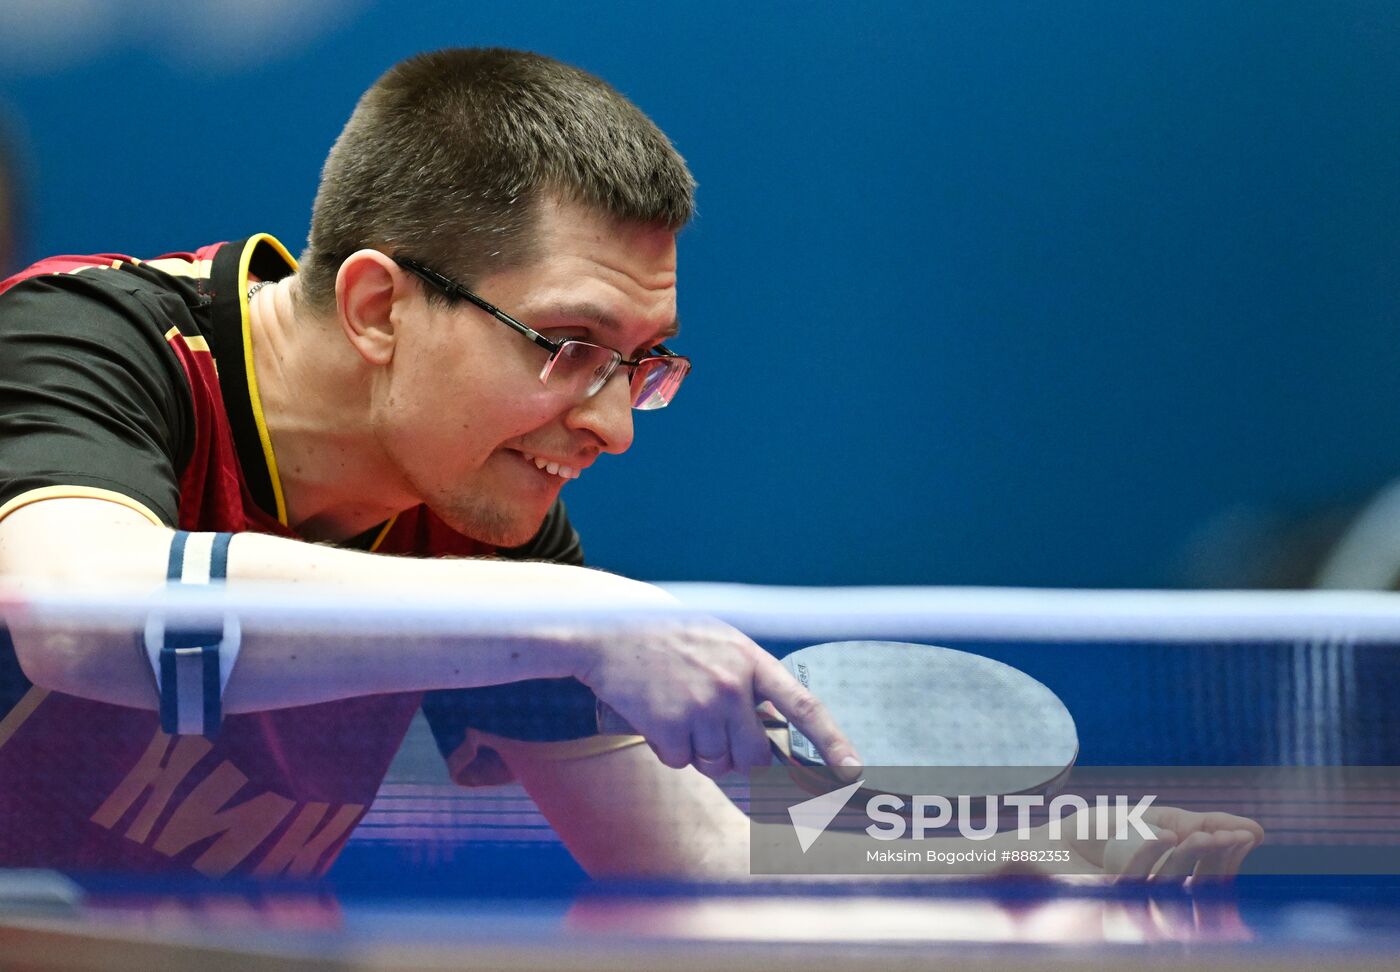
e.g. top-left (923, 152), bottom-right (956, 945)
top-left (520, 452), bottom-right (579, 480)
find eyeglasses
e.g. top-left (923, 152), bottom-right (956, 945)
top-left (393, 256), bottom-right (690, 410)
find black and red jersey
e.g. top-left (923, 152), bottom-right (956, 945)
top-left (0, 236), bottom-right (626, 878)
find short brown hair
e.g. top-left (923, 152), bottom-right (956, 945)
top-left (297, 48), bottom-right (695, 311)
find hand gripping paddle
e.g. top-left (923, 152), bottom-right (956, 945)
top-left (463, 641), bottom-right (1079, 801)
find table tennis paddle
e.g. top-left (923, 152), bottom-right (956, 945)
top-left (462, 641), bottom-right (1079, 801)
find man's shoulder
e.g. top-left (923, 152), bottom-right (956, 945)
top-left (0, 236), bottom-right (291, 306)
top-left (2, 242), bottom-right (222, 296)
top-left (0, 236), bottom-right (294, 348)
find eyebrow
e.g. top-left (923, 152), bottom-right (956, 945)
top-left (542, 302), bottom-right (681, 342)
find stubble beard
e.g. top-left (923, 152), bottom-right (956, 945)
top-left (390, 433), bottom-right (547, 548)
top-left (433, 488), bottom-right (545, 548)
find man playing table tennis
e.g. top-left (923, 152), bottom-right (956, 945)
top-left (0, 48), bottom-right (1257, 882)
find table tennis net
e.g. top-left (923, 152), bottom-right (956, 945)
top-left (2, 584), bottom-right (1399, 879)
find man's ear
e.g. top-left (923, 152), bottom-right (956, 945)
top-left (334, 250), bottom-right (413, 366)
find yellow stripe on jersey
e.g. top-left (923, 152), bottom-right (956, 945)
top-left (237, 235), bottom-right (298, 527)
top-left (0, 688), bottom-right (51, 754)
top-left (163, 326), bottom-right (210, 354)
top-left (367, 515), bottom-right (400, 553)
top-left (0, 486), bottom-right (165, 527)
top-left (142, 257), bottom-right (215, 279)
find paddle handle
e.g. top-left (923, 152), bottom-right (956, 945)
top-left (595, 700), bottom-right (795, 766)
top-left (595, 699), bottom-right (638, 736)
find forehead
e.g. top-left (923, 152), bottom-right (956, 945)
top-left (499, 198), bottom-right (679, 335)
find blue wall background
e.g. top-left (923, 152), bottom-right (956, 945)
top-left (2, 1), bottom-right (1398, 587)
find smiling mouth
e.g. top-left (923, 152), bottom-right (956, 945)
top-left (520, 451), bottom-right (581, 480)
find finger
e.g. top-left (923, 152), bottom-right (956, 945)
top-left (728, 709), bottom-right (775, 772)
top-left (1187, 811), bottom-right (1266, 845)
top-left (1200, 829), bottom-right (1257, 881)
top-left (753, 654), bottom-right (862, 770)
top-left (1109, 826), bottom-right (1177, 879)
top-left (1143, 808), bottom-right (1266, 859)
top-left (644, 725), bottom-right (696, 771)
top-left (689, 724), bottom-right (733, 780)
top-left (1141, 806), bottom-right (1197, 842)
top-left (1223, 830), bottom-right (1259, 875)
top-left (1184, 811), bottom-right (1261, 836)
top-left (1151, 831), bottom-right (1219, 881)
top-left (1221, 815), bottom-right (1265, 846)
top-left (718, 666), bottom-right (773, 772)
top-left (1187, 838), bottom-right (1240, 883)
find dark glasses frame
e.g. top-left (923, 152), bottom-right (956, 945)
top-left (393, 256), bottom-right (689, 408)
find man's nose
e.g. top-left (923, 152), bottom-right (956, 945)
top-left (565, 370), bottom-right (634, 454)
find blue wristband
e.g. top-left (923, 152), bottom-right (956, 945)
top-left (143, 531), bottom-right (239, 737)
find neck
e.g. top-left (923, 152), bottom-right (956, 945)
top-left (246, 278), bottom-right (417, 542)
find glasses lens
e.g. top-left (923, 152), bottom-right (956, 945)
top-left (630, 355), bottom-right (690, 410)
top-left (543, 341), bottom-right (621, 398)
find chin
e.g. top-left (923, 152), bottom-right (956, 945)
top-left (486, 520), bottom-right (545, 549)
top-left (437, 498), bottom-right (548, 548)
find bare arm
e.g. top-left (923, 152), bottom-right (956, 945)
top-left (500, 740), bottom-right (1261, 883)
top-left (494, 733), bottom-right (751, 878)
top-left (499, 739), bottom-right (1025, 879)
top-left (0, 497), bottom-right (645, 711)
top-left (0, 496), bottom-right (860, 774)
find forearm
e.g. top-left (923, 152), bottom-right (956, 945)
top-left (503, 740), bottom-right (1080, 881)
top-left (0, 498), bottom-right (659, 712)
top-left (502, 736), bottom-right (753, 879)
top-left (220, 531), bottom-right (654, 711)
top-left (511, 741), bottom-right (1096, 881)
